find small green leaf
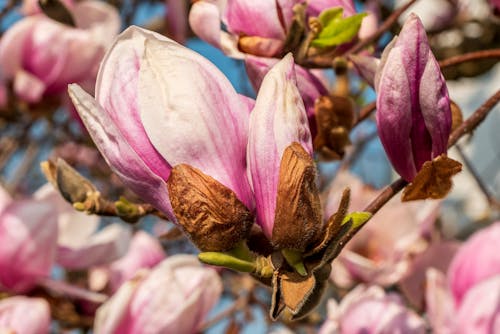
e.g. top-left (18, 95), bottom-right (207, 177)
top-left (342, 211), bottom-right (372, 229)
top-left (281, 249), bottom-right (308, 276)
top-left (198, 252), bottom-right (256, 273)
top-left (318, 7), bottom-right (344, 26)
top-left (312, 12), bottom-right (367, 48)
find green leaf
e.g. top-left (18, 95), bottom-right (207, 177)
top-left (198, 252), bottom-right (256, 273)
top-left (341, 211), bottom-right (372, 229)
top-left (318, 7), bottom-right (344, 26)
top-left (312, 12), bottom-right (367, 48)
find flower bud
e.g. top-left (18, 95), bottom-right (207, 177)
top-left (375, 14), bottom-right (451, 182)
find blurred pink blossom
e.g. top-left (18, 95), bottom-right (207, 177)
top-left (0, 296), bottom-right (51, 334)
top-left (0, 189), bottom-right (58, 293)
top-left (325, 171), bottom-right (440, 287)
top-left (94, 255), bottom-right (222, 334)
top-left (0, 0), bottom-right (120, 103)
top-left (447, 222), bottom-right (500, 304)
top-left (35, 184), bottom-right (132, 270)
top-left (426, 268), bottom-right (500, 334)
top-left (319, 285), bottom-right (425, 333)
top-left (90, 231), bottom-right (166, 292)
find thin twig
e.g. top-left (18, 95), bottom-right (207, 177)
top-left (439, 49), bottom-right (500, 68)
top-left (347, 0), bottom-right (418, 55)
top-left (454, 144), bottom-right (500, 208)
top-left (353, 101), bottom-right (376, 127)
top-left (448, 90), bottom-right (500, 148)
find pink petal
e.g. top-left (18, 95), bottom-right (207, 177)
top-left (68, 84), bottom-right (175, 219)
top-left (448, 222), bottom-right (500, 305)
top-left (425, 269), bottom-right (454, 334)
top-left (247, 54), bottom-right (312, 238)
top-left (107, 231), bottom-right (166, 292)
top-left (136, 27), bottom-right (253, 209)
top-left (224, 0), bottom-right (286, 39)
top-left (0, 296), bottom-right (51, 334)
top-left (0, 198), bottom-right (58, 293)
top-left (13, 70), bottom-right (46, 103)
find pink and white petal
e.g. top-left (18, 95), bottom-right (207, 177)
top-left (57, 223), bottom-right (132, 269)
top-left (107, 231), bottom-right (166, 292)
top-left (349, 55), bottom-right (380, 88)
top-left (224, 0), bottom-right (285, 39)
top-left (425, 269), bottom-right (454, 334)
top-left (137, 28), bottom-right (253, 208)
top-left (94, 274), bottom-right (146, 334)
top-left (247, 54), bottom-right (312, 237)
top-left (0, 199), bottom-right (58, 293)
top-left (453, 275), bottom-right (500, 334)
top-left (73, 0), bottom-right (121, 46)
top-left (376, 44), bottom-right (416, 181)
top-left (95, 27), bottom-right (172, 181)
top-left (14, 70), bottom-right (46, 104)
top-left (0, 17), bottom-right (36, 78)
top-left (0, 296), bottom-right (51, 334)
top-left (188, 1), bottom-right (224, 49)
top-left (68, 84), bottom-right (175, 219)
top-left (118, 255), bottom-right (222, 334)
top-left (419, 52), bottom-right (451, 159)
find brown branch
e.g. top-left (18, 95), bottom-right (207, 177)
top-left (439, 49), bottom-right (500, 69)
top-left (353, 101), bottom-right (376, 127)
top-left (448, 90), bottom-right (500, 148)
top-left (347, 0), bottom-right (418, 55)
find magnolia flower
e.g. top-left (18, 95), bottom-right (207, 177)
top-left (447, 222), bottom-right (500, 304)
top-left (426, 268), bottom-right (500, 334)
top-left (35, 184), bottom-right (132, 270)
top-left (325, 172), bottom-right (441, 287)
top-left (189, 0), bottom-right (357, 58)
top-left (375, 14), bottom-right (451, 182)
top-left (0, 189), bottom-right (58, 293)
top-left (69, 26), bottom-right (321, 254)
top-left (94, 255), bottom-right (222, 334)
top-left (0, 0), bottom-right (120, 103)
top-left (0, 296), bottom-right (51, 334)
top-left (69, 26), bottom-right (258, 251)
top-left (318, 285), bottom-right (425, 334)
top-left (90, 231), bottom-right (166, 292)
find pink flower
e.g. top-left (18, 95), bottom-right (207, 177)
top-left (94, 255), bottom-right (222, 334)
top-left (247, 53), bottom-right (313, 239)
top-left (447, 221), bottom-right (500, 304)
top-left (375, 14), bottom-right (451, 181)
top-left (319, 285), bottom-right (425, 334)
top-left (0, 296), bottom-right (51, 334)
top-left (0, 191), bottom-right (58, 293)
top-left (189, 0), bottom-right (357, 58)
top-left (90, 231), bottom-right (166, 292)
top-left (425, 269), bottom-right (500, 334)
top-left (35, 184), bottom-right (132, 270)
top-left (0, 0), bottom-right (120, 103)
top-left (69, 26), bottom-right (254, 220)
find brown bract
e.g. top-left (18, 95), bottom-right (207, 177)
top-left (402, 154), bottom-right (462, 201)
top-left (167, 164), bottom-right (254, 252)
top-left (272, 142), bottom-right (322, 251)
top-left (313, 95), bottom-right (354, 160)
top-left (270, 186), bottom-right (355, 320)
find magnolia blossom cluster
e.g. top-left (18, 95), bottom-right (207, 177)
top-left (0, 0), bottom-right (497, 331)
